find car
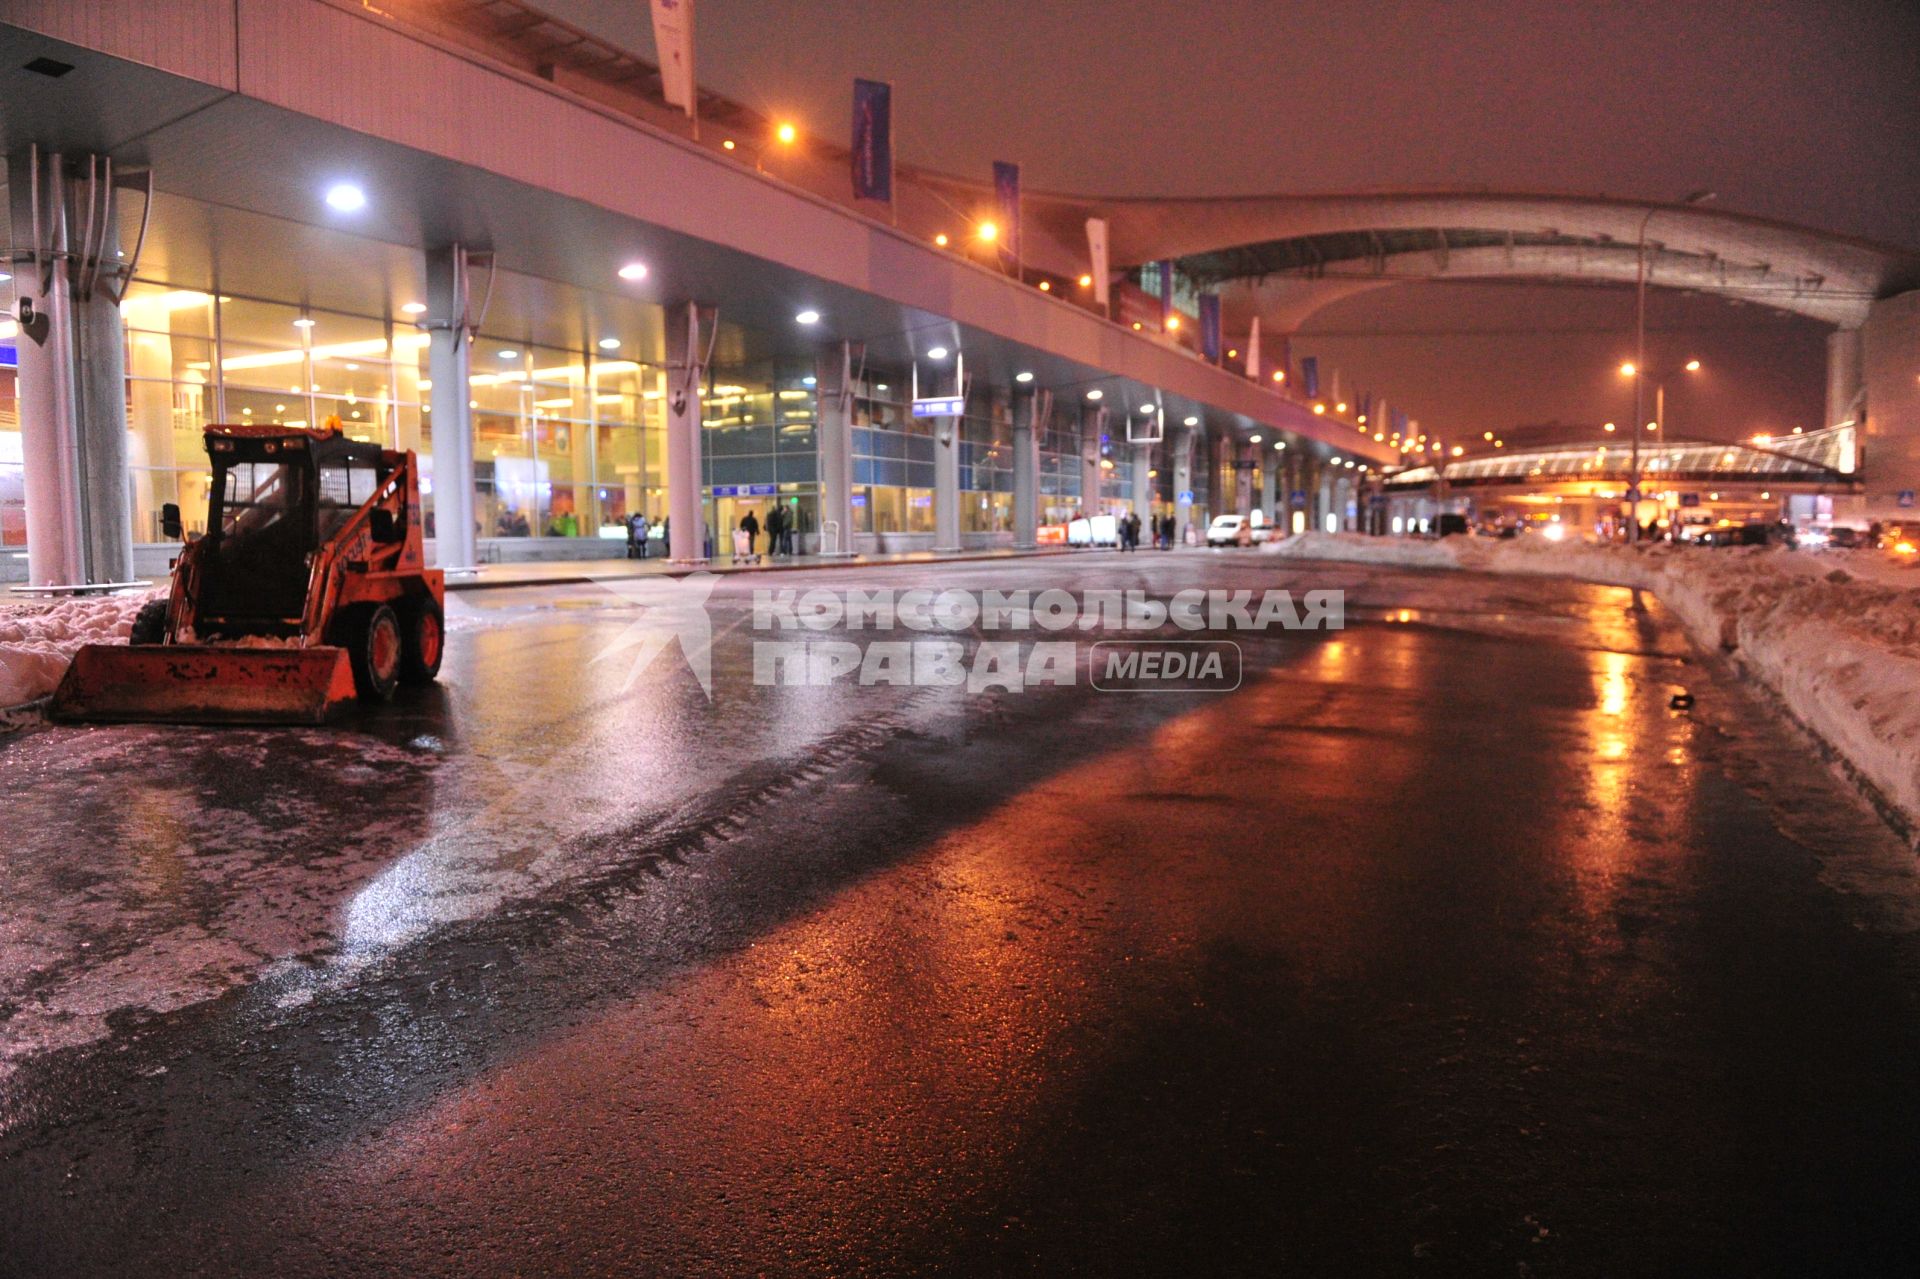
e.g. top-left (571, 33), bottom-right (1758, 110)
top-left (1206, 514), bottom-right (1249, 547)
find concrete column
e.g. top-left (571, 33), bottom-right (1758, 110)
top-left (1011, 389), bottom-right (1039, 548)
top-left (426, 244), bottom-right (478, 568)
top-left (1827, 328), bottom-right (1865, 429)
top-left (664, 300), bottom-right (707, 561)
top-left (1129, 439), bottom-right (1152, 517)
top-left (1235, 442), bottom-right (1254, 517)
top-left (8, 150), bottom-right (133, 586)
top-left (1260, 447), bottom-right (1278, 523)
top-left (1170, 425), bottom-right (1194, 542)
top-left (933, 413), bottom-right (962, 551)
top-left (1079, 406), bottom-right (1104, 518)
top-left (815, 341), bottom-right (855, 555)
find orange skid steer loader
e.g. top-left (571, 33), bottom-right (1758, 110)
top-left (51, 424), bottom-right (445, 724)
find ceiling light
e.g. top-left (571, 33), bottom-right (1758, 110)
top-left (722, 139), bottom-right (737, 151)
top-left (599, 337), bottom-right (621, 350)
top-left (1139, 404), bottom-right (1155, 414)
top-left (796, 310), bottom-right (821, 325)
top-left (776, 122), bottom-right (797, 145)
top-left (1078, 274), bottom-right (1092, 287)
top-left (926, 346), bottom-right (949, 359)
top-left (934, 233), bottom-right (950, 247)
top-left (802, 376), bottom-right (817, 387)
top-left (401, 302), bottom-right (426, 315)
top-left (1271, 371), bottom-right (1284, 383)
top-left (618, 262), bottom-right (649, 281)
top-left (1249, 434), bottom-right (1263, 444)
top-left (499, 350), bottom-right (519, 360)
top-left (1015, 371), bottom-right (1034, 383)
top-left (1183, 415), bottom-right (1198, 427)
top-left (324, 183), bottom-right (367, 213)
top-left (293, 318), bottom-right (315, 329)
top-left (977, 221), bottom-right (998, 243)
top-left (1086, 389), bottom-right (1103, 401)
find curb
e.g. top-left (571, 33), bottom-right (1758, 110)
top-left (445, 546), bottom-right (1091, 592)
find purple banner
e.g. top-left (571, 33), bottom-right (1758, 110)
top-left (992, 161), bottom-right (1021, 265)
top-left (1300, 356), bottom-right (1319, 400)
top-left (1198, 294), bottom-right (1222, 362)
top-left (851, 78), bottom-right (892, 203)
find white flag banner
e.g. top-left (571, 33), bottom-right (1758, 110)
top-left (650, 0), bottom-right (697, 120)
top-left (1246, 316), bottom-right (1262, 380)
top-left (1085, 217), bottom-right (1110, 309)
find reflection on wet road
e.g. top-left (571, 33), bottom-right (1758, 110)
top-left (4, 552), bottom-right (1920, 1275)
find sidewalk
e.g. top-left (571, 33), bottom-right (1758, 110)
top-left (444, 545), bottom-right (1087, 591)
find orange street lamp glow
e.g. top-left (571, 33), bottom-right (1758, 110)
top-left (1078, 273), bottom-right (1094, 288)
top-left (1271, 370), bottom-right (1285, 384)
top-left (1038, 280), bottom-right (1052, 292)
top-left (1685, 359), bottom-right (1702, 371)
top-left (1451, 445), bottom-right (1464, 457)
top-left (1312, 403), bottom-right (1326, 415)
top-left (722, 139), bottom-right (736, 151)
top-left (1603, 422), bottom-right (1616, 432)
top-left (775, 122), bottom-right (798, 145)
top-left (977, 221), bottom-right (998, 243)
top-left (1335, 401), bottom-right (1348, 414)
top-left (1620, 361), bottom-right (1637, 377)
top-left (1166, 315), bottom-right (1181, 331)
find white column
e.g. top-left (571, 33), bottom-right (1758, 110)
top-left (1079, 406), bottom-right (1104, 518)
top-left (1260, 447), bottom-right (1278, 522)
top-left (1129, 440), bottom-right (1152, 516)
top-left (1012, 389), bottom-right (1039, 548)
top-left (426, 244), bottom-right (477, 568)
top-left (665, 301), bottom-right (707, 561)
top-left (815, 341), bottom-right (855, 556)
top-left (9, 150), bottom-right (134, 586)
top-left (1235, 441), bottom-right (1254, 517)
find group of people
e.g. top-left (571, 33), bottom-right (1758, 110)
top-left (1117, 512), bottom-right (1179, 551)
top-left (736, 504), bottom-right (798, 558)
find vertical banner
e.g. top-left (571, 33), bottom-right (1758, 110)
top-left (1301, 356), bottom-right (1320, 399)
top-left (850, 78), bottom-right (893, 204)
top-left (649, 0), bottom-right (697, 123)
top-left (1246, 316), bottom-right (1261, 380)
top-left (1085, 217), bottom-right (1110, 310)
top-left (1157, 261), bottom-right (1173, 330)
top-left (992, 161), bottom-right (1022, 273)
top-left (1198, 294), bottom-right (1222, 363)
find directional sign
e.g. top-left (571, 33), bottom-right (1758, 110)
top-left (1901, 489), bottom-right (1916, 509)
top-left (712, 483), bottom-right (778, 497)
top-left (1290, 489), bottom-right (1307, 504)
top-left (1176, 490), bottom-right (1194, 504)
top-left (911, 395), bottom-right (965, 418)
top-left (1625, 484), bottom-right (1643, 504)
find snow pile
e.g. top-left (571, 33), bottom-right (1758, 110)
top-left (1270, 533), bottom-right (1920, 833)
top-left (0, 595), bottom-right (150, 708)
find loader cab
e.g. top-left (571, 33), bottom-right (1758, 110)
top-left (197, 429), bottom-right (387, 636)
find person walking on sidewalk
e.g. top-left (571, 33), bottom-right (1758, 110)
top-left (739, 509), bottom-right (760, 559)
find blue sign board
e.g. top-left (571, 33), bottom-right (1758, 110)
top-left (712, 483), bottom-right (778, 497)
top-left (1290, 489), bottom-right (1307, 504)
top-left (1176, 490), bottom-right (1194, 503)
top-left (1901, 490), bottom-right (1916, 509)
top-left (0, 343), bottom-right (15, 369)
top-left (912, 395), bottom-right (965, 418)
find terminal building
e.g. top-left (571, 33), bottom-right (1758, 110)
top-left (1, 0), bottom-right (1916, 585)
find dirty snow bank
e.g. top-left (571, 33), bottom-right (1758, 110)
top-left (1269, 532), bottom-right (1920, 834)
top-left (0, 595), bottom-right (150, 707)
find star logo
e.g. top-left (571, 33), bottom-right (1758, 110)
top-left (589, 572), bottom-right (720, 698)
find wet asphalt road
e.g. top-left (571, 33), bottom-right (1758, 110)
top-left (5, 551), bottom-right (1920, 1276)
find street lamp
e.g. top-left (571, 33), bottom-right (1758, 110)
top-left (1627, 190), bottom-right (1715, 542)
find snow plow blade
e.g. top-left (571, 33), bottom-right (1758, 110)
top-left (48, 644), bottom-right (357, 725)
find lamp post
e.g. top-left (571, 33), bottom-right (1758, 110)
top-left (1627, 190), bottom-right (1715, 543)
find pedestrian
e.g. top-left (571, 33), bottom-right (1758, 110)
top-left (627, 510), bottom-right (645, 559)
top-left (764, 504), bottom-right (784, 557)
top-left (739, 508), bottom-right (760, 558)
top-left (634, 511), bottom-right (650, 559)
top-left (779, 503), bottom-right (797, 555)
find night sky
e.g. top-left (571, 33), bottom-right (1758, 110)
top-left (545, 0), bottom-right (1920, 443)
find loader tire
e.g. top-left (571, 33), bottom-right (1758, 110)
top-left (400, 598), bottom-right (444, 685)
top-left (337, 603), bottom-right (402, 703)
top-left (129, 600), bottom-right (170, 646)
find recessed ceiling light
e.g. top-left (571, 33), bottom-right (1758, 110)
top-left (618, 262), bottom-right (649, 281)
top-left (293, 318), bottom-right (315, 329)
top-left (598, 337), bottom-right (621, 350)
top-left (1139, 404), bottom-right (1155, 415)
top-left (499, 350), bottom-right (519, 360)
top-left (401, 301), bottom-right (426, 315)
top-left (1086, 389), bottom-right (1103, 401)
top-left (802, 376), bottom-right (817, 387)
top-left (0, 272), bottom-right (12, 283)
top-left (926, 346), bottom-right (949, 359)
top-left (1249, 434), bottom-right (1263, 444)
top-left (324, 183), bottom-right (367, 213)
top-left (796, 309), bottom-right (821, 325)
top-left (1014, 371), bottom-right (1034, 383)
top-left (1183, 415), bottom-right (1199, 427)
